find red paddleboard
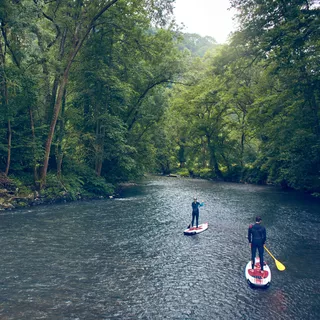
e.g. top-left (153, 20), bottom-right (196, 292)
top-left (245, 257), bottom-right (271, 288)
top-left (183, 222), bottom-right (208, 235)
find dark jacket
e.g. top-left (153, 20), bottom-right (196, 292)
top-left (248, 223), bottom-right (266, 246)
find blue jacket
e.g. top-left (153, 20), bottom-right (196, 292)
top-left (192, 201), bottom-right (201, 212)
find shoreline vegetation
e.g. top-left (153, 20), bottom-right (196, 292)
top-left (1, 2), bottom-right (319, 209)
top-left (1, 173), bottom-right (319, 212)
top-left (0, 173), bottom-right (138, 211)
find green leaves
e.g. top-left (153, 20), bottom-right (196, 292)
top-left (1, 0), bottom-right (319, 196)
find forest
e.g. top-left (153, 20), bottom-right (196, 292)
top-left (0, 0), bottom-right (319, 209)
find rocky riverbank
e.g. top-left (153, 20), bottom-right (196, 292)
top-left (0, 187), bottom-right (111, 211)
top-left (0, 173), bottom-right (112, 211)
top-left (0, 174), bottom-right (138, 211)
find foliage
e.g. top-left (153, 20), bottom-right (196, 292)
top-left (0, 0), bottom-right (183, 200)
top-left (165, 0), bottom-right (320, 193)
top-left (194, 168), bottom-right (214, 179)
top-left (178, 33), bottom-right (218, 57)
top-left (176, 168), bottom-right (189, 177)
top-left (63, 168), bottom-right (115, 198)
top-left (1, 0), bottom-right (320, 204)
top-left (228, 0), bottom-right (320, 192)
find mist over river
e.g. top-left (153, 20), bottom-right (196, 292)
top-left (0, 176), bottom-right (319, 319)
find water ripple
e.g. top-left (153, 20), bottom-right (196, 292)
top-left (0, 176), bottom-right (319, 319)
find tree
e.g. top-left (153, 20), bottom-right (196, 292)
top-left (229, 0), bottom-right (320, 190)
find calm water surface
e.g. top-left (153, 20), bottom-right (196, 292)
top-left (0, 176), bottom-right (319, 319)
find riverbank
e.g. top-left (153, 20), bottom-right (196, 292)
top-left (1, 171), bottom-right (319, 211)
top-left (0, 187), bottom-right (112, 211)
top-left (0, 173), bottom-right (139, 211)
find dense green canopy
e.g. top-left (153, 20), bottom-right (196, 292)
top-left (0, 0), bottom-right (319, 202)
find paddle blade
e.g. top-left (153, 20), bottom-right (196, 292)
top-left (275, 259), bottom-right (286, 271)
top-left (264, 245), bottom-right (286, 271)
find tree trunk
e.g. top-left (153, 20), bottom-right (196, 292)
top-left (40, 0), bottom-right (119, 188)
top-left (29, 107), bottom-right (39, 186)
top-left (5, 119), bottom-right (11, 176)
top-left (307, 87), bottom-right (320, 138)
top-left (95, 120), bottom-right (105, 177)
top-left (207, 136), bottom-right (222, 178)
top-left (4, 76), bottom-right (11, 176)
top-left (40, 71), bottom-right (69, 188)
top-left (47, 76), bottom-right (59, 124)
top-left (56, 88), bottom-right (66, 179)
top-left (2, 76), bottom-right (11, 176)
top-left (0, 31), bottom-right (11, 176)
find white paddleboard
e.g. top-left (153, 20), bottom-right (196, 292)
top-left (245, 257), bottom-right (271, 288)
top-left (183, 222), bottom-right (208, 235)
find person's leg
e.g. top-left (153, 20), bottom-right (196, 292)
top-left (251, 244), bottom-right (257, 269)
top-left (191, 212), bottom-right (195, 227)
top-left (196, 211), bottom-right (199, 227)
top-left (258, 245), bottom-right (264, 271)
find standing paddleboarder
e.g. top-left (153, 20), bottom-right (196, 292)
top-left (248, 216), bottom-right (267, 273)
top-left (190, 197), bottom-right (203, 228)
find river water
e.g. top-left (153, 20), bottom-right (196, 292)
top-left (0, 176), bottom-right (319, 319)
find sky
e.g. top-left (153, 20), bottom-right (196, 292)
top-left (173, 0), bottom-right (237, 44)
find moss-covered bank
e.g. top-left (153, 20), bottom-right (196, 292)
top-left (0, 173), bottom-right (117, 211)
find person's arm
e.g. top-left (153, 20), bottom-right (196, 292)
top-left (262, 227), bottom-right (266, 244)
top-left (248, 225), bottom-right (252, 243)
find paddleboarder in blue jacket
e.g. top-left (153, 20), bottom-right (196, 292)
top-left (248, 216), bottom-right (267, 272)
top-left (191, 197), bottom-right (202, 228)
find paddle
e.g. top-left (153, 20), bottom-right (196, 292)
top-left (264, 245), bottom-right (286, 271)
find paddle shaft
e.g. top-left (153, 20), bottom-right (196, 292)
top-left (264, 245), bottom-right (286, 271)
top-left (264, 246), bottom-right (276, 259)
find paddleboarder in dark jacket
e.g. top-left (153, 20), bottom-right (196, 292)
top-left (248, 216), bottom-right (266, 272)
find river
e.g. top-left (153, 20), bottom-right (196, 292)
top-left (0, 176), bottom-right (319, 319)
